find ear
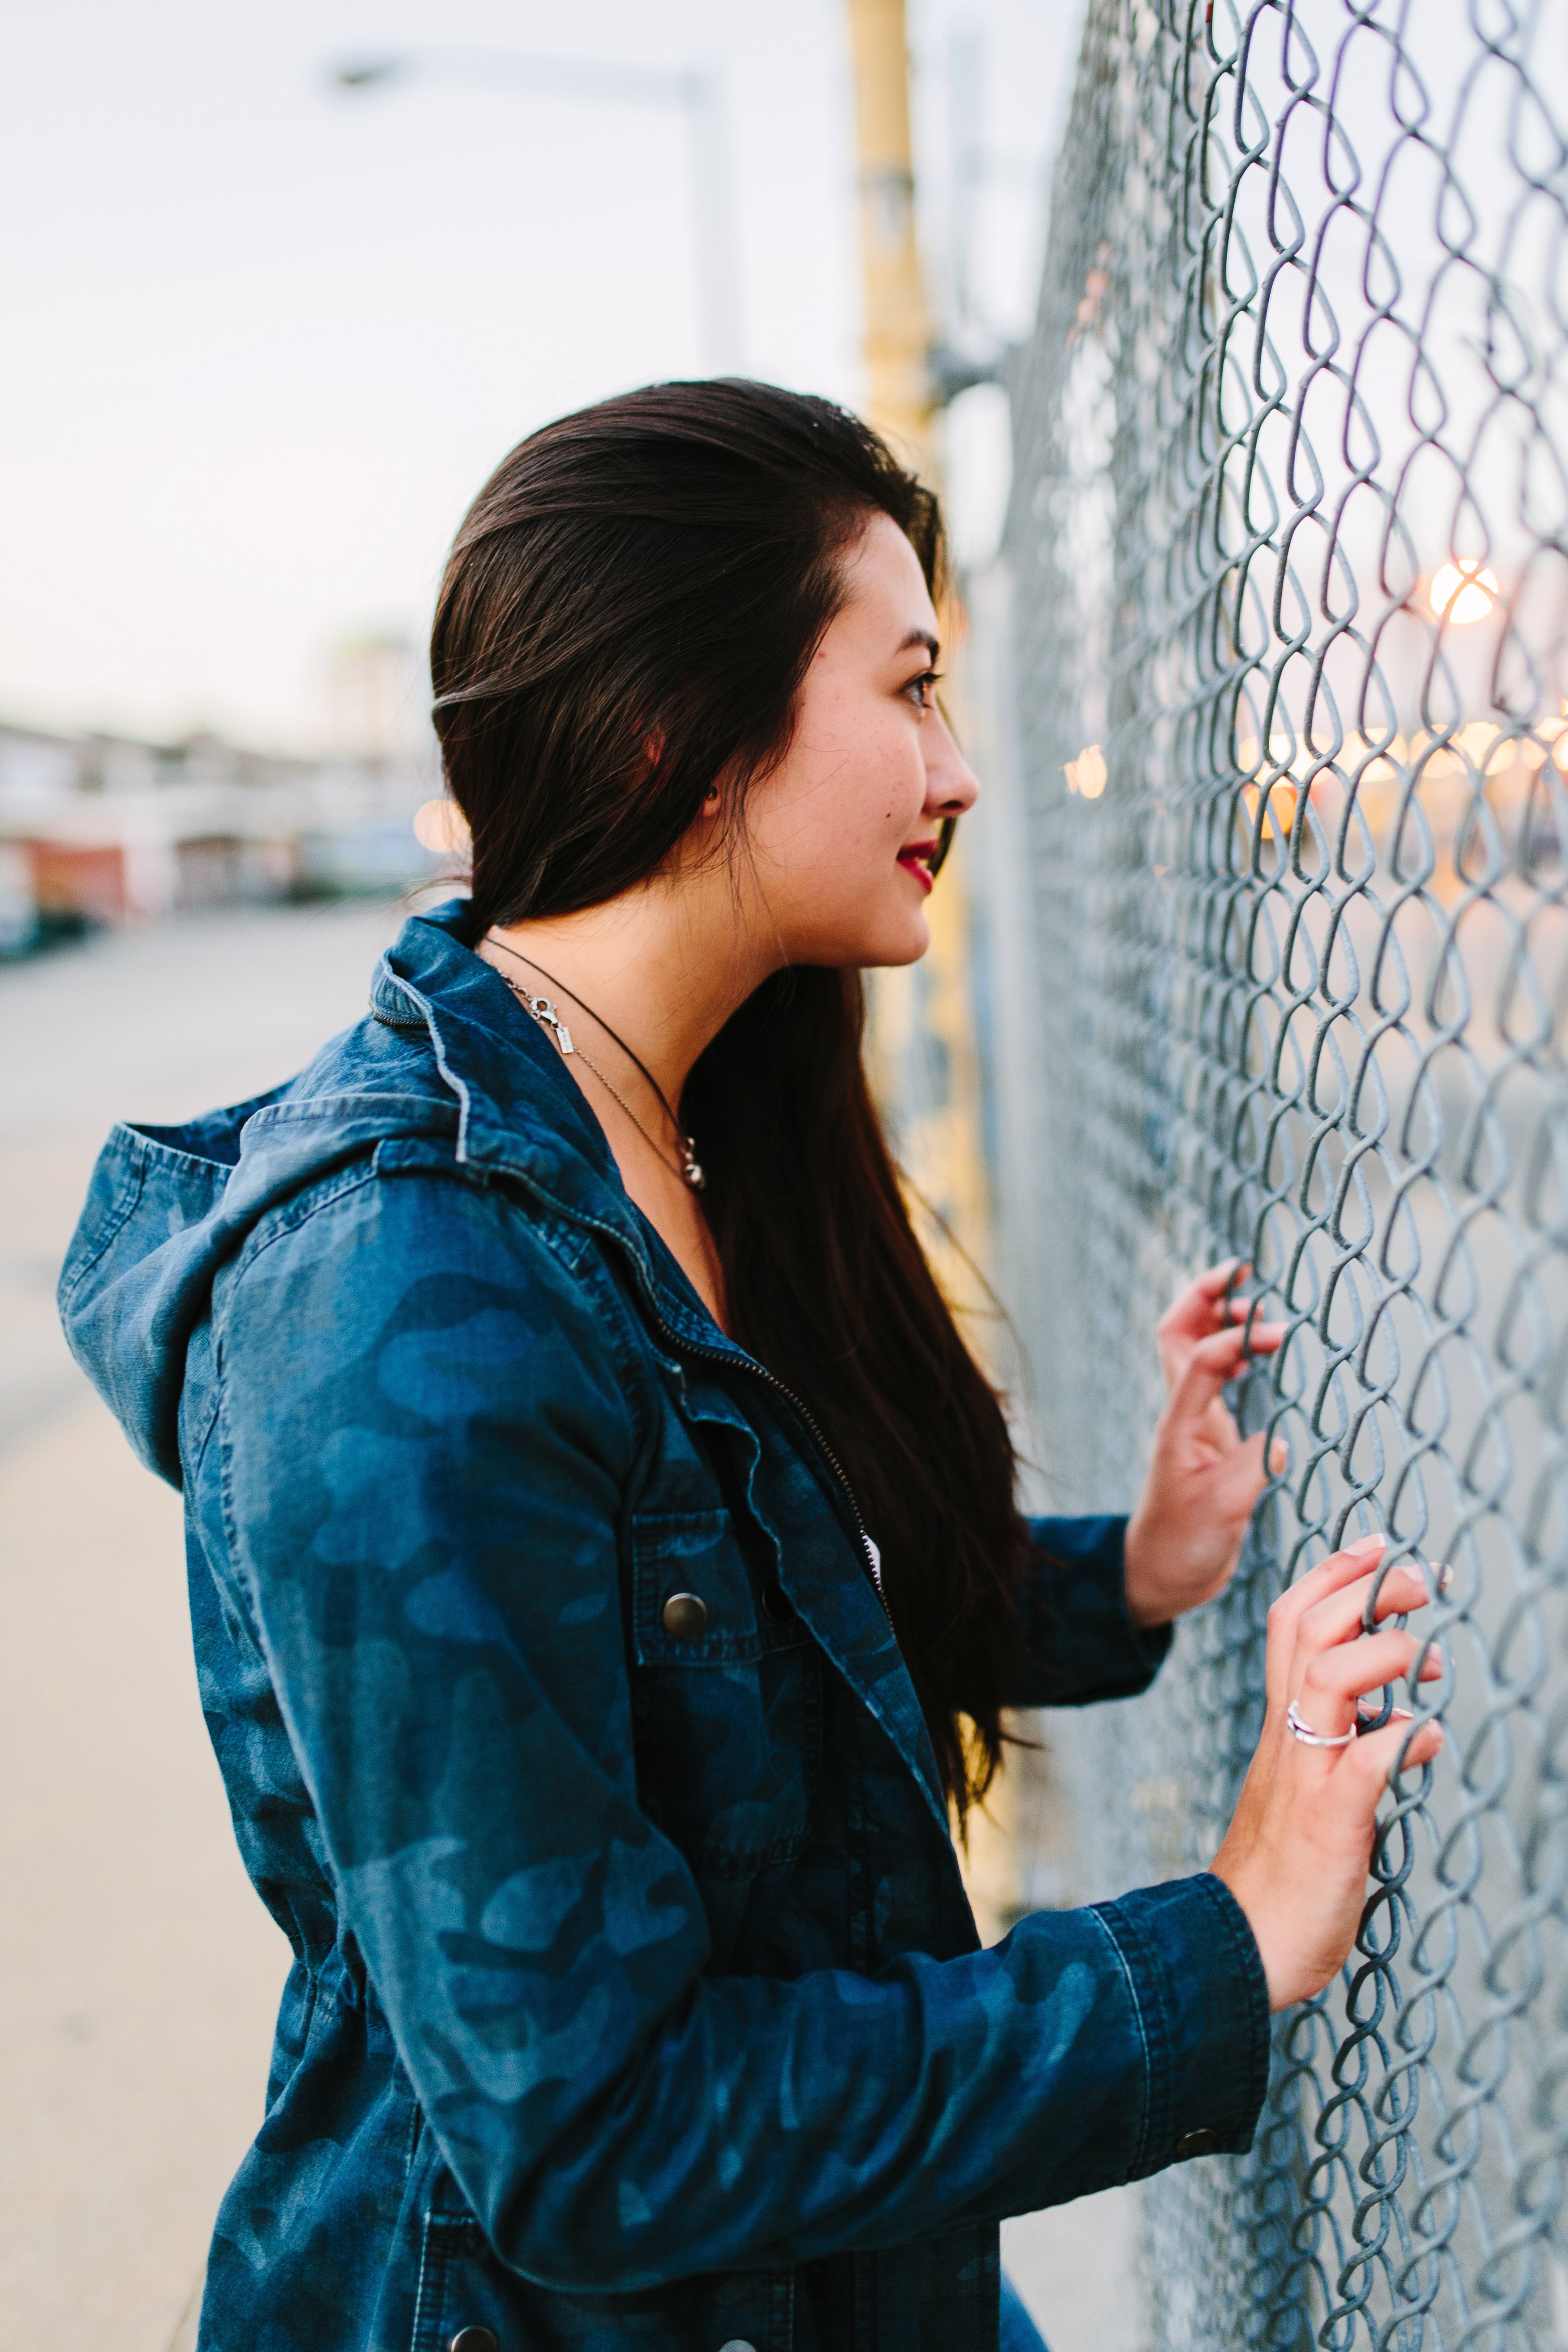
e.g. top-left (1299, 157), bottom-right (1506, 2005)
top-left (635, 723), bottom-right (666, 781)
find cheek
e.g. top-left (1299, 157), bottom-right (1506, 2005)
top-left (801, 791), bottom-right (909, 902)
top-left (808, 713), bottom-right (925, 851)
top-left (749, 688), bottom-right (925, 897)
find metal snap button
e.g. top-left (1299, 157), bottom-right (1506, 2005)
top-left (761, 1579), bottom-right (794, 1622)
top-left (1173, 2126), bottom-right (1216, 2160)
top-left (661, 1590), bottom-right (708, 1640)
top-left (716, 2341), bottom-right (758, 2352)
top-left (449, 2329), bottom-right (499, 2352)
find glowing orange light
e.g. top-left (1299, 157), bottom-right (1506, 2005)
top-left (1064, 744), bottom-right (1107, 799)
top-left (1430, 562), bottom-right (1499, 625)
top-left (1241, 781), bottom-right (1298, 840)
top-left (414, 799), bottom-right (470, 853)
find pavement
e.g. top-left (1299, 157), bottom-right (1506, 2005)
top-left (0, 897), bottom-right (1142, 2351)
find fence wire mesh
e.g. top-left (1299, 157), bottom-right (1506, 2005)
top-left (1000, 1), bottom-right (1568, 2344)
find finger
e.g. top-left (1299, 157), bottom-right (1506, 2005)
top-left (1226, 1293), bottom-right (1285, 1345)
top-left (1227, 1309), bottom-right (1285, 1357)
top-left (1158, 1262), bottom-right (1246, 1341)
top-left (1204, 1415), bottom-right (1290, 1475)
top-left (1295, 1564), bottom-right (1432, 1660)
top-left (1195, 1395), bottom-right (1244, 1456)
top-left (1265, 1534), bottom-right (1388, 1690)
top-left (1166, 1323), bottom-right (1287, 1426)
top-left (1212, 1428), bottom-right (1270, 1518)
top-left (1345, 1711), bottom-right (1444, 1788)
top-left (1294, 1628), bottom-right (1430, 1721)
top-left (1269, 1534), bottom-right (1387, 1640)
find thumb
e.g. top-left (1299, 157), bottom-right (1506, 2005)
top-left (1212, 1428), bottom-right (1271, 1522)
top-left (1345, 1711), bottom-right (1444, 1795)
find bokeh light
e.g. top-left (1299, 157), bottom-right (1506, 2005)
top-left (1429, 561), bottom-right (1499, 624)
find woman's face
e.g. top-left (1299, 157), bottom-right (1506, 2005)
top-left (734, 511), bottom-right (980, 969)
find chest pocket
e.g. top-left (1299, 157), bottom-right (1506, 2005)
top-left (628, 1507), bottom-right (821, 1876)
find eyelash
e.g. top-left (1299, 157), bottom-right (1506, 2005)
top-left (905, 668), bottom-right (943, 709)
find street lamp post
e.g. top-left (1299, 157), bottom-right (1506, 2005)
top-left (329, 49), bottom-right (745, 376)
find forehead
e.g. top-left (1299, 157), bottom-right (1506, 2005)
top-left (837, 510), bottom-right (938, 641)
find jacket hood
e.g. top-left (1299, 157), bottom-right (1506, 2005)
top-left (58, 900), bottom-right (713, 1487)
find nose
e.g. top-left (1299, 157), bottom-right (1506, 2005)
top-left (923, 703), bottom-right (980, 817)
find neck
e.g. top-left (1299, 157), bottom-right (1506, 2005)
top-left (480, 876), bottom-right (780, 1107)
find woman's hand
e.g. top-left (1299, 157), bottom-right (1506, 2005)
top-left (1124, 1262), bottom-right (1286, 1627)
top-left (1212, 1534), bottom-right (1444, 2008)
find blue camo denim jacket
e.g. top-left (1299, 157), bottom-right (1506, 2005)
top-left (60, 904), bottom-right (1270, 2352)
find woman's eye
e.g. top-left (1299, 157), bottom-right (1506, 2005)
top-left (905, 669), bottom-right (941, 709)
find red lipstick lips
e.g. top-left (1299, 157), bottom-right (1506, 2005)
top-left (897, 842), bottom-right (938, 895)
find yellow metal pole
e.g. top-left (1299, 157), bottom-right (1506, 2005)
top-left (844, 0), bottom-right (1024, 1945)
top-left (846, 0), bottom-right (934, 465)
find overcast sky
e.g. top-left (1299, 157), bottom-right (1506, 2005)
top-left (0, 0), bottom-right (1084, 751)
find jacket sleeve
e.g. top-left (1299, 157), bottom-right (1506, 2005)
top-left (215, 1163), bottom-right (1269, 2293)
top-left (1007, 1514), bottom-right (1174, 1707)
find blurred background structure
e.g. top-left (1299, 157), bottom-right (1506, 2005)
top-left (0, 697), bottom-right (434, 950)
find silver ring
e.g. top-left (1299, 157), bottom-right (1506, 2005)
top-left (1286, 1700), bottom-right (1356, 1748)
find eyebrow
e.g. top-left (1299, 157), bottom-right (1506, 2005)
top-left (898, 629), bottom-right (940, 658)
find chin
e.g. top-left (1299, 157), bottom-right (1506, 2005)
top-left (851, 915), bottom-right (931, 970)
top-left (787, 898), bottom-right (930, 970)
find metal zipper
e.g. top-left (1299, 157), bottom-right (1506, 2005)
top-left (654, 1322), bottom-right (894, 1632)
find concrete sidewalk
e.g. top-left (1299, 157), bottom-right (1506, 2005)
top-left (0, 899), bottom-right (1142, 2351)
top-left (1, 900), bottom-right (403, 2352)
top-left (0, 1395), bottom-right (286, 2351)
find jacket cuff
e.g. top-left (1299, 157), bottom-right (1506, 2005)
top-left (1090, 1871), bottom-right (1271, 2174)
top-left (1110, 1535), bottom-right (1174, 1683)
top-left (1017, 1514), bottom-right (1172, 1706)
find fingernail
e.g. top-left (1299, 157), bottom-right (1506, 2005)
top-left (1387, 1726), bottom-right (1442, 1783)
top-left (1348, 1532), bottom-right (1386, 1556)
top-left (1269, 1440), bottom-right (1288, 1472)
top-left (1433, 1563), bottom-right (1452, 1594)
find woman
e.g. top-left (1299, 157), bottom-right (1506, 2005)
top-left (61, 381), bottom-right (1440, 2352)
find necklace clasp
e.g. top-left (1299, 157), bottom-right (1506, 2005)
top-left (524, 993), bottom-right (574, 1056)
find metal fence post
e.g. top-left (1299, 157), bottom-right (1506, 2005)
top-left (998, 1), bottom-right (1568, 2342)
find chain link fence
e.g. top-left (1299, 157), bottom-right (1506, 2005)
top-left (996, 0), bottom-right (1568, 2343)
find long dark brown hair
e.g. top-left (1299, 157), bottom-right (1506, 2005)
top-left (431, 379), bottom-right (1027, 1812)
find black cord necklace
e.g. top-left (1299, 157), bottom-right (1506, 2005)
top-left (486, 933), bottom-right (705, 1191)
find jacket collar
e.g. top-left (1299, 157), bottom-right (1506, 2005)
top-left (374, 900), bottom-right (743, 1365)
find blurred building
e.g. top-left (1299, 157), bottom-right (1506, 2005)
top-left (326, 633), bottom-right (433, 766)
top-left (0, 719), bottom-right (439, 955)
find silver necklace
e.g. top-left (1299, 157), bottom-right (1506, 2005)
top-left (487, 938), bottom-right (705, 1190)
